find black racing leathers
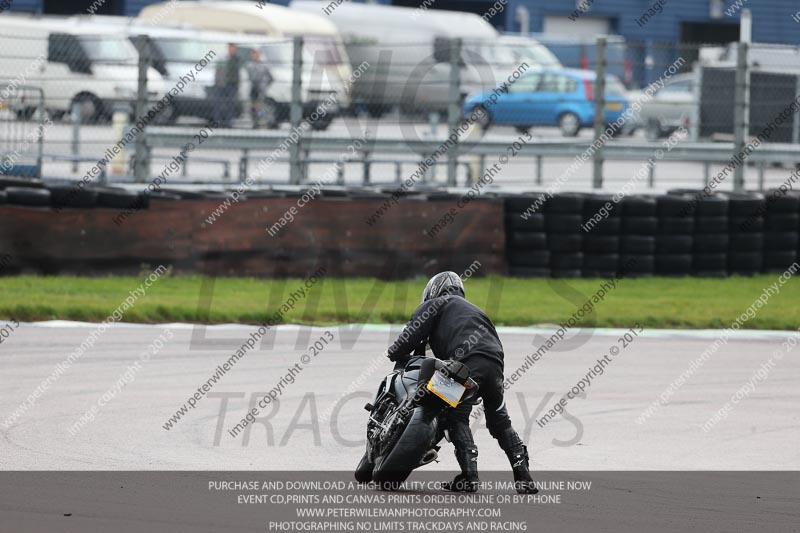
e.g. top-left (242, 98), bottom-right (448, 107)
top-left (386, 292), bottom-right (536, 493)
top-left (387, 294), bottom-right (504, 368)
top-left (387, 294), bottom-right (513, 436)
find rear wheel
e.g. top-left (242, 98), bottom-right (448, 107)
top-left (559, 112), bottom-right (580, 137)
top-left (15, 108), bottom-right (36, 121)
top-left (473, 105), bottom-right (491, 130)
top-left (71, 93), bottom-right (104, 124)
top-left (309, 112), bottom-right (333, 131)
top-left (154, 102), bottom-right (178, 125)
top-left (372, 406), bottom-right (437, 485)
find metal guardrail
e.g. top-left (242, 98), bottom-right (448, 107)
top-left (0, 84), bottom-right (45, 180)
top-left (146, 126), bottom-right (800, 189)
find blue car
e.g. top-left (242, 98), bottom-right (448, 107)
top-left (463, 68), bottom-right (629, 137)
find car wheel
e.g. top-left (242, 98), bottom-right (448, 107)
top-left (474, 106), bottom-right (491, 130)
top-left (558, 112), bottom-right (580, 137)
top-left (646, 119), bottom-right (662, 141)
top-left (366, 104), bottom-right (384, 118)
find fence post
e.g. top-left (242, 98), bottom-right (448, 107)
top-left (133, 34), bottom-right (150, 184)
top-left (793, 75), bottom-right (800, 145)
top-left (732, 41), bottom-right (749, 192)
top-left (691, 65), bottom-right (702, 143)
top-left (447, 37), bottom-right (462, 187)
top-left (592, 36), bottom-right (607, 189)
top-left (289, 36), bottom-right (304, 185)
top-left (35, 87), bottom-right (45, 179)
top-left (70, 102), bottom-right (80, 174)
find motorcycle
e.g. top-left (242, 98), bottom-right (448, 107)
top-left (355, 356), bottom-right (478, 487)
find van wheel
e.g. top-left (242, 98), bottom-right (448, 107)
top-left (646, 119), bottom-right (663, 141)
top-left (153, 102), bottom-right (178, 125)
top-left (559, 112), bottom-right (580, 137)
top-left (309, 112), bottom-right (333, 131)
top-left (15, 108), bottom-right (36, 121)
top-left (71, 93), bottom-right (103, 124)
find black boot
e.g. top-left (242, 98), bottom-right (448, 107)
top-left (443, 426), bottom-right (479, 493)
top-left (497, 428), bottom-right (538, 495)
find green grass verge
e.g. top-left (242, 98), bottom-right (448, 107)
top-left (0, 273), bottom-right (798, 329)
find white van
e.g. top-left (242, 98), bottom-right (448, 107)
top-left (138, 0), bottom-right (352, 113)
top-left (73, 17), bottom-right (322, 128)
top-left (292, 1), bottom-right (551, 115)
top-left (0, 14), bottom-right (165, 123)
top-left (133, 25), bottom-right (339, 129)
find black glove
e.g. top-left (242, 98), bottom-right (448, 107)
top-left (387, 350), bottom-right (409, 364)
top-left (386, 353), bottom-right (411, 368)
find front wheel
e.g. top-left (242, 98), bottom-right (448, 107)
top-left (372, 406), bottom-right (438, 485)
top-left (366, 104), bottom-right (385, 118)
top-left (559, 112), bottom-right (581, 137)
top-left (355, 451), bottom-right (374, 483)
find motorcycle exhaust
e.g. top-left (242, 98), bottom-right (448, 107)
top-left (418, 448), bottom-right (439, 467)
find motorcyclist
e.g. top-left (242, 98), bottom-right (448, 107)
top-left (386, 272), bottom-right (538, 494)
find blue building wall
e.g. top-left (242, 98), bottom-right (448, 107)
top-left (2, 0), bottom-right (41, 13)
top-left (387, 0), bottom-right (800, 86)
top-left (507, 0), bottom-right (800, 45)
top-left (5, 0), bottom-right (800, 44)
top-left (124, 0), bottom-right (158, 15)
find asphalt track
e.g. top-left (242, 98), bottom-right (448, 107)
top-left (2, 322), bottom-right (798, 472)
top-left (1, 323), bottom-right (799, 532)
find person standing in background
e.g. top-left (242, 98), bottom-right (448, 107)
top-left (246, 49), bottom-right (274, 129)
top-left (214, 43), bottom-right (241, 127)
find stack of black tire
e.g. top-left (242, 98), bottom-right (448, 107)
top-left (619, 196), bottom-right (657, 276)
top-left (501, 190), bottom-right (800, 278)
top-left (691, 195), bottom-right (729, 277)
top-left (504, 194), bottom-right (550, 277)
top-left (727, 193), bottom-right (765, 275)
top-left (0, 177), bottom-right (151, 211)
top-left (582, 194), bottom-right (621, 277)
top-left (761, 190), bottom-right (799, 272)
top-left (545, 193), bottom-right (584, 278)
top-left (0, 177), bottom-right (50, 207)
top-left (656, 195), bottom-right (694, 276)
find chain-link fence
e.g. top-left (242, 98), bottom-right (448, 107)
top-left (0, 84), bottom-right (45, 179)
top-left (1, 13), bottom-right (799, 192)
